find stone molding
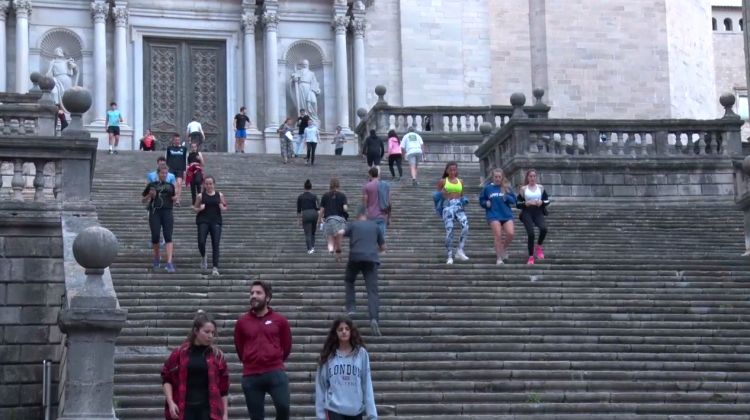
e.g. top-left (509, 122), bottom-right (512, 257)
top-left (241, 13), bottom-right (257, 34)
top-left (351, 16), bottom-right (366, 38)
top-left (90, 1), bottom-right (107, 24)
top-left (13, 0), bottom-right (31, 18)
top-left (112, 6), bottom-right (128, 27)
top-left (262, 11), bottom-right (278, 31)
top-left (332, 14), bottom-right (349, 34)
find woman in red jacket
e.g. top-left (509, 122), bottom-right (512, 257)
top-left (161, 310), bottom-right (229, 420)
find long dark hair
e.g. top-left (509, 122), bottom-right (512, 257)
top-left (185, 310), bottom-right (222, 357)
top-left (387, 129), bottom-right (398, 140)
top-left (442, 161), bottom-right (458, 178)
top-left (318, 317), bottom-right (365, 366)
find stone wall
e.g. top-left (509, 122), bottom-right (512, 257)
top-left (712, 24), bottom-right (750, 140)
top-left (0, 215), bottom-right (64, 420)
top-left (365, 0), bottom-right (404, 108)
top-left (488, 0), bottom-right (532, 104)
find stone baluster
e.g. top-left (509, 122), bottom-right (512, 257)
top-left (332, 12), bottom-right (350, 130)
top-left (638, 132), bottom-right (648, 156)
top-left (53, 162), bottom-right (61, 199)
top-left (14, 0), bottom-right (31, 93)
top-left (696, 132), bottom-right (706, 156)
top-left (33, 160), bottom-right (44, 202)
top-left (57, 226), bottom-right (126, 420)
top-left (0, 1), bottom-right (8, 91)
top-left (528, 132), bottom-right (539, 154)
top-left (91, 1), bottom-right (108, 123)
top-left (11, 159), bottom-right (23, 200)
top-left (604, 134), bottom-right (613, 155)
top-left (262, 6), bottom-right (279, 131)
top-left (113, 6), bottom-right (129, 124)
top-left (241, 10), bottom-right (259, 129)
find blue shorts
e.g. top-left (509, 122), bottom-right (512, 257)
top-left (235, 128), bottom-right (247, 139)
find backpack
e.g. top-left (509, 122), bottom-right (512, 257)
top-left (377, 180), bottom-right (391, 213)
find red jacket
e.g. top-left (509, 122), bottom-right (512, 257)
top-left (160, 342), bottom-right (229, 420)
top-left (234, 308), bottom-right (292, 376)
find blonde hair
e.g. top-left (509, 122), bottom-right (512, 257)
top-left (492, 168), bottom-right (510, 193)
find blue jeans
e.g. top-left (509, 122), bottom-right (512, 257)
top-left (294, 134), bottom-right (305, 156)
top-left (241, 370), bottom-right (290, 420)
top-left (372, 218), bottom-right (386, 241)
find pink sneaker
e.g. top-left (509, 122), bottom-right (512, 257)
top-left (527, 256), bottom-right (535, 265)
top-left (535, 245), bottom-right (545, 260)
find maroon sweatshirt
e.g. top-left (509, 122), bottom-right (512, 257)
top-left (234, 308), bottom-right (292, 376)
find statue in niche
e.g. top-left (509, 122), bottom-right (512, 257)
top-left (290, 59), bottom-right (321, 122)
top-left (46, 47), bottom-right (79, 107)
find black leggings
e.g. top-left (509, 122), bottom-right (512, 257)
top-left (521, 208), bottom-right (547, 256)
top-left (327, 411), bottom-right (363, 420)
top-left (190, 181), bottom-right (202, 205)
top-left (197, 223), bottom-right (222, 268)
top-left (335, 147), bottom-right (343, 156)
top-left (388, 154), bottom-right (403, 177)
top-left (301, 209), bottom-right (318, 251)
top-left (367, 153), bottom-right (382, 167)
top-left (306, 142), bottom-right (317, 164)
top-left (149, 209), bottom-right (174, 244)
top-left (183, 403), bottom-right (210, 420)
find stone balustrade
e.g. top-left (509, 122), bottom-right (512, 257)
top-left (475, 93), bottom-right (744, 199)
top-left (354, 86), bottom-right (550, 161)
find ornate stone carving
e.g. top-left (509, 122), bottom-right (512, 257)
top-left (332, 15), bottom-right (349, 34)
top-left (241, 13), bottom-right (258, 34)
top-left (45, 48), bottom-right (79, 107)
top-left (13, 0), bottom-right (31, 18)
top-left (90, 1), bottom-right (108, 24)
top-left (262, 12), bottom-right (279, 31)
top-left (112, 6), bottom-right (128, 27)
top-left (40, 29), bottom-right (84, 106)
top-left (290, 59), bottom-right (321, 122)
top-left (191, 48), bottom-right (219, 130)
top-left (351, 17), bottom-right (366, 38)
top-left (149, 46), bottom-right (177, 148)
top-left (0, 1), bottom-right (10, 21)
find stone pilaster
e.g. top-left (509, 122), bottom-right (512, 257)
top-left (351, 15), bottom-right (366, 122)
top-left (262, 5), bottom-right (279, 131)
top-left (332, 12), bottom-right (350, 130)
top-left (91, 1), bottom-right (108, 123)
top-left (112, 6), bottom-right (128, 123)
top-left (0, 1), bottom-right (9, 92)
top-left (242, 11), bottom-right (259, 131)
top-left (13, 0), bottom-right (31, 93)
top-left (528, 0), bottom-right (549, 99)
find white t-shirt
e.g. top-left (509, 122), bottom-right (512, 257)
top-left (400, 132), bottom-right (424, 156)
top-left (187, 121), bottom-right (202, 134)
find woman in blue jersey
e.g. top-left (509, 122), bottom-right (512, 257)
top-left (479, 168), bottom-right (516, 265)
top-left (315, 317), bottom-right (377, 420)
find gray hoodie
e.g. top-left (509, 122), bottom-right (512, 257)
top-left (315, 347), bottom-right (377, 419)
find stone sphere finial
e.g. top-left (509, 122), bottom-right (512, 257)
top-left (532, 88), bottom-right (545, 105)
top-left (375, 85), bottom-right (387, 103)
top-left (29, 72), bottom-right (41, 92)
top-left (38, 76), bottom-right (55, 92)
top-left (720, 93), bottom-right (740, 119)
top-left (479, 122), bottom-right (493, 136)
top-left (73, 226), bottom-right (119, 274)
top-left (62, 86), bottom-right (93, 115)
top-left (510, 92), bottom-right (528, 119)
top-left (356, 108), bottom-right (367, 119)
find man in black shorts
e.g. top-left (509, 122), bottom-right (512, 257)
top-left (142, 166), bottom-right (176, 273)
top-left (165, 133), bottom-right (187, 205)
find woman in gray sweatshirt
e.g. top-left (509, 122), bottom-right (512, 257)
top-left (315, 317), bottom-right (377, 420)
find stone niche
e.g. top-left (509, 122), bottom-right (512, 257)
top-left (39, 28), bottom-right (84, 109)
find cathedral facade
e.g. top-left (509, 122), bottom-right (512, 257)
top-left (0, 0), bottom-right (739, 151)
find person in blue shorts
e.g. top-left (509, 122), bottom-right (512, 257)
top-left (234, 107), bottom-right (251, 153)
top-left (479, 168), bottom-right (517, 265)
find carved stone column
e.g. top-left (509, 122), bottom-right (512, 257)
top-left (91, 1), bottom-right (108, 123)
top-left (528, 0), bottom-right (549, 98)
top-left (0, 1), bottom-right (9, 92)
top-left (113, 6), bottom-right (128, 123)
top-left (13, 0), bottom-right (31, 93)
top-left (242, 11), bottom-right (259, 130)
top-left (262, 5), bottom-right (279, 131)
top-left (351, 15), bottom-right (366, 123)
top-left (332, 12), bottom-right (350, 130)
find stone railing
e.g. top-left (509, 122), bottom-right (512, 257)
top-left (475, 93), bottom-right (744, 198)
top-left (353, 86), bottom-right (550, 160)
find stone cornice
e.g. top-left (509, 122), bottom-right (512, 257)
top-left (13, 0), bottom-right (32, 18)
top-left (112, 6), bottom-right (128, 27)
top-left (90, 1), bottom-right (108, 24)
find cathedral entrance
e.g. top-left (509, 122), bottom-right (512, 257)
top-left (144, 38), bottom-right (227, 151)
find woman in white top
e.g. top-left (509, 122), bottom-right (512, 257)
top-left (516, 169), bottom-right (550, 265)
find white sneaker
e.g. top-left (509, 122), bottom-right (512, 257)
top-left (446, 256), bottom-right (454, 265)
top-left (496, 258), bottom-right (504, 265)
top-left (455, 250), bottom-right (469, 261)
top-left (307, 248), bottom-right (315, 255)
top-left (211, 267), bottom-right (220, 276)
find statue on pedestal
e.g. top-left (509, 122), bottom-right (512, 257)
top-left (290, 59), bottom-right (321, 122)
top-left (46, 47), bottom-right (79, 107)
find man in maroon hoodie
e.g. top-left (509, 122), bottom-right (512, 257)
top-left (234, 280), bottom-right (293, 420)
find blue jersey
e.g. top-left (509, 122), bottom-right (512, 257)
top-left (146, 171), bottom-right (176, 185)
top-left (106, 110), bottom-right (121, 127)
top-left (479, 183), bottom-right (516, 221)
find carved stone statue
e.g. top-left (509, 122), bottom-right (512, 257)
top-left (290, 59), bottom-right (321, 122)
top-left (46, 47), bottom-right (79, 107)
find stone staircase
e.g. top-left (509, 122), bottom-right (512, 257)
top-left (92, 151), bottom-right (750, 419)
